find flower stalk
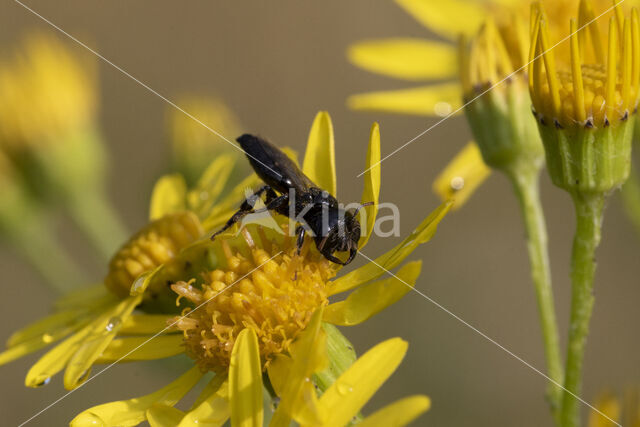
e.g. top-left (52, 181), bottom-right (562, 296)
top-left (7, 216), bottom-right (87, 293)
top-left (561, 191), bottom-right (604, 427)
top-left (508, 166), bottom-right (563, 414)
top-left (529, 4), bottom-right (639, 426)
top-left (459, 18), bottom-right (563, 417)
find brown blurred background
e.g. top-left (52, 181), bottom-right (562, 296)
top-left (0, 1), bottom-right (638, 426)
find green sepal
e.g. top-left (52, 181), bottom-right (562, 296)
top-left (464, 79), bottom-right (544, 175)
top-left (537, 117), bottom-right (635, 194)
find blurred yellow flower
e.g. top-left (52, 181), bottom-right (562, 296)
top-left (72, 310), bottom-right (431, 427)
top-left (168, 96), bottom-right (250, 186)
top-left (589, 390), bottom-right (640, 427)
top-left (0, 34), bottom-right (96, 148)
top-left (0, 33), bottom-right (126, 258)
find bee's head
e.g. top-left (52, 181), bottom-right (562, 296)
top-left (315, 203), bottom-right (371, 266)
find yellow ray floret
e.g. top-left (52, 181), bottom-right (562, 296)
top-left (530, 1), bottom-right (640, 129)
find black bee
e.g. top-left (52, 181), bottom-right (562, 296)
top-left (211, 134), bottom-right (371, 265)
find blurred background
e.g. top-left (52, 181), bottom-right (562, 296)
top-left (0, 1), bottom-right (638, 425)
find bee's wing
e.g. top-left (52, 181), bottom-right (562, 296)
top-left (237, 134), bottom-right (315, 193)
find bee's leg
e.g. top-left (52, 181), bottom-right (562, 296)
top-left (210, 186), bottom-right (270, 239)
top-left (294, 225), bottom-right (306, 255)
top-left (323, 251), bottom-right (352, 266)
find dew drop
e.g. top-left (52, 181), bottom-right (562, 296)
top-left (42, 333), bottom-right (54, 343)
top-left (105, 316), bottom-right (121, 332)
top-left (270, 396), bottom-right (280, 412)
top-left (434, 101), bottom-right (452, 117)
top-left (336, 382), bottom-right (353, 395)
top-left (450, 176), bottom-right (465, 191)
top-left (34, 377), bottom-right (51, 387)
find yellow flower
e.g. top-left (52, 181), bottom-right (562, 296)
top-left (1, 112), bottom-right (449, 398)
top-left (0, 33), bottom-right (104, 194)
top-left (0, 149), bottom-right (255, 390)
top-left (347, 0), bottom-right (628, 117)
top-left (0, 34), bottom-right (96, 149)
top-left (346, 0), bottom-right (637, 208)
top-left (0, 33), bottom-right (127, 258)
top-left (72, 310), bottom-right (431, 427)
top-left (168, 96), bottom-right (250, 186)
top-left (529, 0), bottom-right (639, 193)
top-left (67, 112), bottom-right (449, 426)
top-left (588, 390), bottom-right (640, 427)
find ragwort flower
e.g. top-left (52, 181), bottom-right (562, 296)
top-left (529, 2), bottom-right (639, 426)
top-left (0, 148), bottom-right (256, 390)
top-left (68, 112), bottom-right (450, 426)
top-left (1, 112), bottom-right (449, 407)
top-left (168, 96), bottom-right (250, 186)
top-left (73, 310), bottom-right (431, 427)
top-left (0, 33), bottom-right (127, 258)
top-left (588, 389), bottom-right (640, 427)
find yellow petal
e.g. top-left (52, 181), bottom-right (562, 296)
top-left (358, 123), bottom-right (381, 249)
top-left (0, 319), bottom-right (86, 366)
top-left (202, 174), bottom-right (262, 230)
top-left (6, 309), bottom-right (82, 348)
top-left (359, 395), bottom-right (431, 427)
top-left (348, 38), bottom-right (457, 81)
top-left (70, 366), bottom-right (203, 427)
top-left (95, 334), bottom-right (183, 363)
top-left (324, 261), bottom-right (421, 326)
top-left (119, 314), bottom-right (174, 335)
top-left (147, 404), bottom-right (186, 427)
top-left (316, 338), bottom-right (408, 427)
top-left (303, 111), bottom-right (337, 196)
top-left (432, 141), bottom-right (491, 210)
top-left (329, 202), bottom-right (451, 295)
top-left (180, 376), bottom-right (230, 427)
top-left (25, 319), bottom-right (95, 388)
top-left (130, 265), bottom-right (164, 296)
top-left (149, 174), bottom-right (187, 221)
top-left (269, 309), bottom-right (326, 427)
top-left (394, 0), bottom-right (488, 39)
top-left (229, 328), bottom-right (263, 427)
top-left (64, 295), bottom-right (142, 389)
top-left (188, 154), bottom-right (237, 217)
top-left (54, 284), bottom-right (115, 311)
top-left (588, 393), bottom-right (621, 427)
top-left (348, 83), bottom-right (462, 117)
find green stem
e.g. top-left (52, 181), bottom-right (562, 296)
top-left (560, 191), bottom-right (605, 427)
top-left (7, 219), bottom-right (88, 293)
top-left (508, 168), bottom-right (563, 422)
top-left (621, 164), bottom-right (640, 238)
top-left (67, 191), bottom-right (128, 261)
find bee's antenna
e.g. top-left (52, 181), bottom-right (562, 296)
top-left (351, 201), bottom-right (375, 217)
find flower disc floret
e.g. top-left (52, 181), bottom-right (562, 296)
top-left (105, 212), bottom-right (204, 298)
top-left (172, 222), bottom-right (336, 371)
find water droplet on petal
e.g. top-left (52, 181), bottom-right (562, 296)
top-left (105, 317), bottom-right (121, 332)
top-left (42, 333), bottom-right (54, 343)
top-left (434, 101), bottom-right (452, 117)
top-left (336, 381), bottom-right (353, 395)
top-left (34, 377), bottom-right (51, 387)
top-left (450, 176), bottom-right (465, 191)
top-left (270, 397), bottom-right (280, 412)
